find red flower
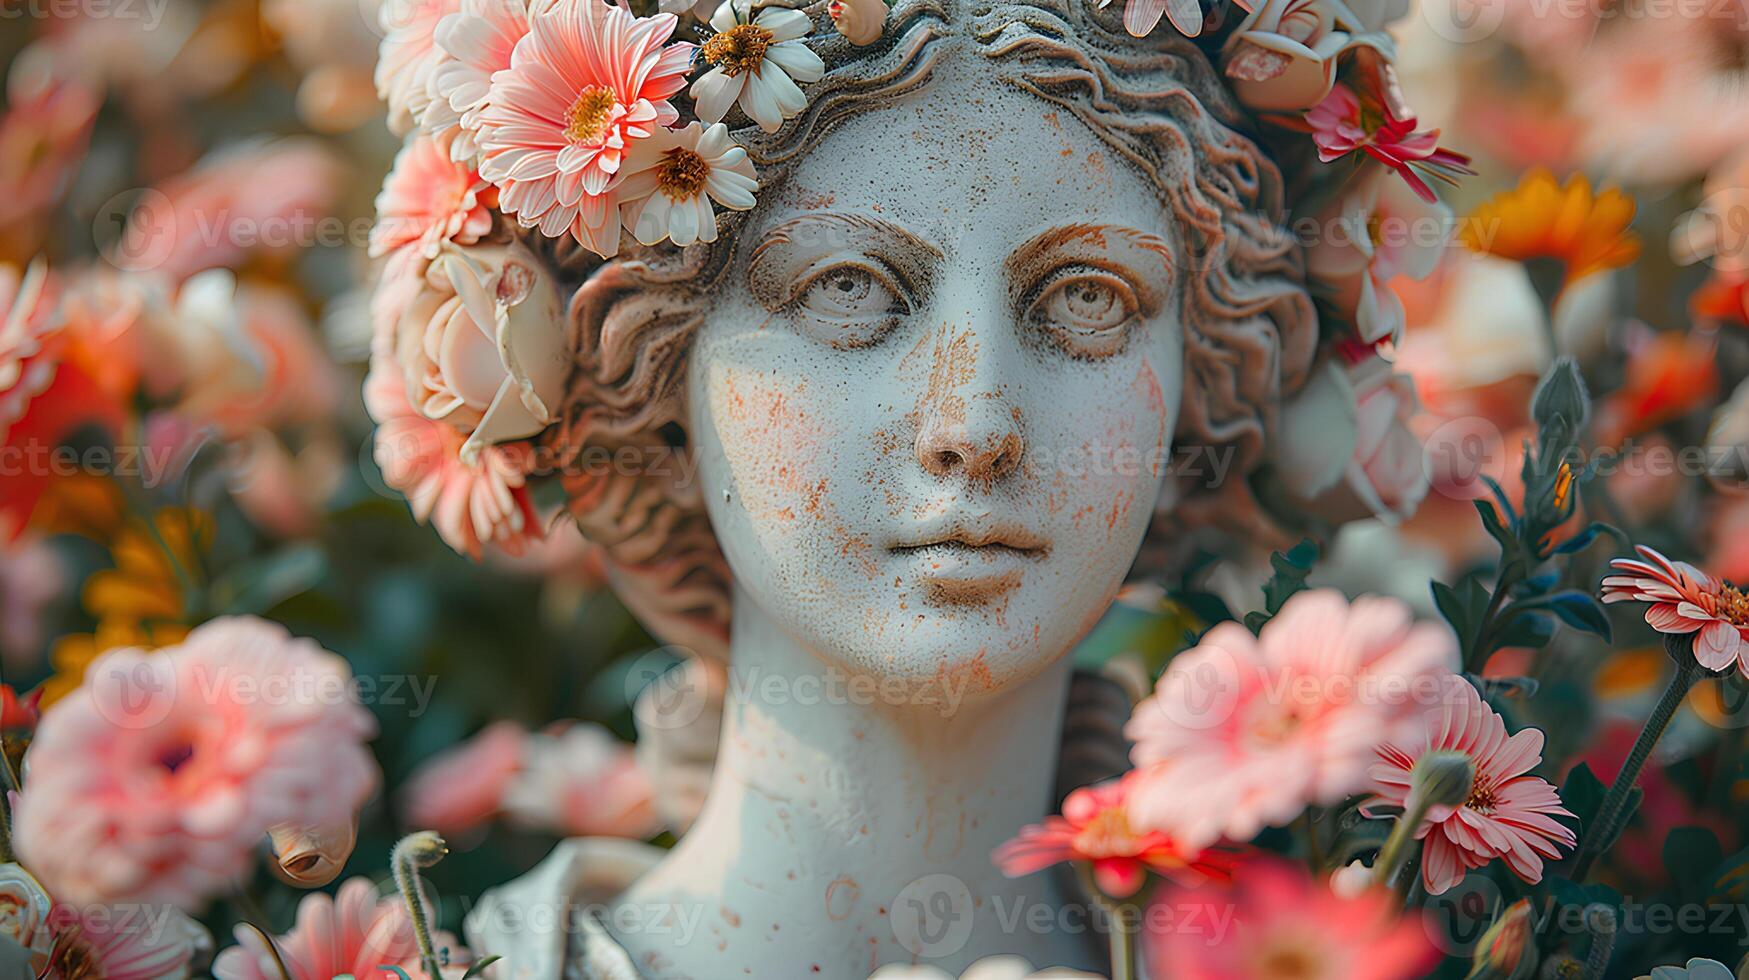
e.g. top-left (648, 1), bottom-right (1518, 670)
top-left (0, 684), bottom-right (37, 731)
top-left (993, 773), bottom-right (1242, 898)
top-left (1305, 83), bottom-right (1474, 203)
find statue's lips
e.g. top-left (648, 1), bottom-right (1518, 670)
top-left (889, 527), bottom-right (1048, 605)
top-left (889, 523), bottom-right (1050, 558)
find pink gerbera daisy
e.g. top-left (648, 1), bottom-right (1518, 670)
top-left (1124, 589), bottom-right (1456, 850)
top-left (993, 772), bottom-right (1243, 898)
top-left (45, 901), bottom-right (209, 980)
top-left (12, 617), bottom-right (381, 911)
top-left (377, 0), bottom-right (463, 134)
top-left (475, 0), bottom-right (694, 246)
top-left (424, 0), bottom-right (533, 164)
top-left (370, 135), bottom-right (496, 273)
top-left (398, 719), bottom-right (528, 836)
top-left (1603, 545), bottom-right (1749, 676)
top-left (0, 259), bottom-right (59, 437)
top-left (1305, 83), bottom-right (1474, 204)
top-left (1365, 675), bottom-right (1576, 896)
top-left (213, 877), bottom-right (469, 980)
top-left (365, 355), bottom-right (542, 558)
top-left (1148, 859), bottom-right (1438, 980)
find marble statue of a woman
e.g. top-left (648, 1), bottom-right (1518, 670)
top-left (450, 0), bottom-right (1319, 971)
top-left (365, 0), bottom-right (1366, 973)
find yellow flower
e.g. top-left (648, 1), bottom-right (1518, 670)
top-left (81, 507), bottom-right (209, 623)
top-left (37, 507), bottom-right (209, 707)
top-left (1460, 169), bottom-right (1642, 283)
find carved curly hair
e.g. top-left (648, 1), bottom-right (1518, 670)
top-left (525, 0), bottom-right (1318, 659)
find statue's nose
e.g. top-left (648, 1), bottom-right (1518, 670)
top-left (916, 413), bottom-right (1024, 484)
top-left (913, 329), bottom-right (1025, 486)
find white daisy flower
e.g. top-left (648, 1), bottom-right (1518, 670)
top-left (690, 0), bottom-right (824, 134)
top-left (617, 122), bottom-right (758, 247)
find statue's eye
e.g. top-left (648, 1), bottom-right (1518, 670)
top-left (788, 260), bottom-right (912, 349)
top-left (1029, 266), bottom-right (1141, 358)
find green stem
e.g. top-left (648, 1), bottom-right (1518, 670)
top-left (393, 833), bottom-right (449, 979)
top-left (1465, 581), bottom-right (1512, 675)
top-left (1076, 863), bottom-right (1137, 980)
top-left (1375, 794), bottom-right (1439, 893)
top-left (1582, 904), bottom-right (1617, 980)
top-left (1569, 636), bottom-right (1702, 883)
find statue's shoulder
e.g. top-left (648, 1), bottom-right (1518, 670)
top-left (464, 837), bottom-right (664, 980)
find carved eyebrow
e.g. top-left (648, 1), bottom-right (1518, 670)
top-left (1004, 224), bottom-right (1175, 310)
top-left (747, 212), bottom-right (942, 310)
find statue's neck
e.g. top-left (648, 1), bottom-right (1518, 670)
top-left (612, 587), bottom-right (1098, 979)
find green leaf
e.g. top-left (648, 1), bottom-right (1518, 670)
top-left (1494, 609), bottom-right (1556, 649)
top-left (1549, 522), bottom-right (1622, 556)
top-left (1513, 591), bottom-right (1613, 642)
top-left (1558, 764), bottom-right (1606, 829)
top-left (1664, 827), bottom-right (1723, 902)
top-left (1475, 498), bottom-right (1515, 554)
top-left (462, 956), bottom-right (503, 979)
top-left (1433, 581), bottom-right (1470, 645)
top-left (210, 544), bottom-right (328, 615)
top-left (1247, 539), bottom-right (1321, 631)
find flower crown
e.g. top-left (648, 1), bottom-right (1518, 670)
top-left (368, 0), bottom-right (1471, 557)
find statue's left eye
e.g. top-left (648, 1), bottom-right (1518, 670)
top-left (1029, 266), bottom-right (1140, 357)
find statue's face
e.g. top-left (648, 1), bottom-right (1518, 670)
top-left (687, 66), bottom-right (1184, 698)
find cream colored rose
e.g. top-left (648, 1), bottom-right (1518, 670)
top-left (391, 240), bottom-right (568, 462)
top-left (828, 0), bottom-right (886, 45)
top-left (1272, 356), bottom-right (1429, 525)
top-left (1223, 0), bottom-right (1401, 112)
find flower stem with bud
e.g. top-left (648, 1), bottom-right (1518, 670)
top-left (393, 831), bottom-right (450, 980)
top-left (1376, 750), bottom-right (1475, 893)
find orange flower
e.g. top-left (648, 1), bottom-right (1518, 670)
top-left (1460, 169), bottom-right (1642, 284)
top-left (1593, 330), bottom-right (1719, 445)
top-left (81, 507), bottom-right (209, 625)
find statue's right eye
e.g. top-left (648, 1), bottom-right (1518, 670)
top-left (786, 259), bottom-right (912, 349)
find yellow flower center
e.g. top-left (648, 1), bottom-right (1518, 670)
top-left (656, 147), bottom-right (712, 200)
top-left (702, 23), bottom-right (774, 78)
top-left (1252, 940), bottom-right (1321, 979)
top-left (1465, 778), bottom-right (1499, 815)
top-left (564, 86), bottom-right (618, 144)
top-left (1070, 805), bottom-right (1138, 859)
top-left (1716, 582), bottom-right (1749, 625)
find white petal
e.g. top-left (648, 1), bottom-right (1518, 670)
top-left (739, 72), bottom-right (785, 132)
top-left (757, 7), bottom-right (813, 42)
top-left (705, 169), bottom-right (758, 210)
top-left (633, 193), bottom-right (674, 246)
top-left (670, 196), bottom-right (700, 247)
top-left (691, 69), bottom-right (742, 125)
top-left (765, 40), bottom-right (823, 83)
